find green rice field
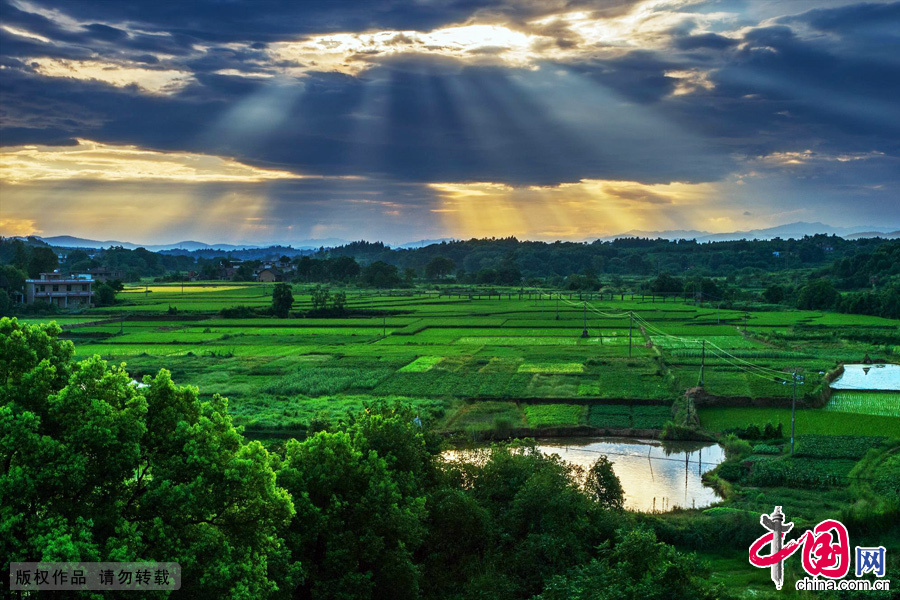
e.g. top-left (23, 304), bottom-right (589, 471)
top-left (826, 391), bottom-right (900, 417)
top-left (22, 282), bottom-right (899, 435)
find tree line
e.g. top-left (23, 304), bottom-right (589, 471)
top-left (3, 236), bottom-right (898, 319)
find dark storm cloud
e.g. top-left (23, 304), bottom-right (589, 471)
top-left (674, 33), bottom-right (737, 51)
top-left (0, 0), bottom-right (568, 43)
top-left (566, 52), bottom-right (678, 104)
top-left (1, 0), bottom-right (898, 213)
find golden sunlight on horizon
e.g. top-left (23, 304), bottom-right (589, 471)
top-left (428, 179), bottom-right (732, 240)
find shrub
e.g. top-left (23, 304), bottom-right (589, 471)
top-left (715, 461), bottom-right (746, 483)
top-left (722, 434), bottom-right (752, 461)
top-left (723, 422), bottom-right (782, 440)
top-left (219, 305), bottom-right (258, 318)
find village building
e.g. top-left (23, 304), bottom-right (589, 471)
top-left (84, 267), bottom-right (125, 282)
top-left (256, 268), bottom-right (283, 283)
top-left (25, 272), bottom-right (93, 308)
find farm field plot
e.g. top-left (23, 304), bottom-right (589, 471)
top-left (47, 282), bottom-right (898, 434)
top-left (826, 391), bottom-right (900, 417)
top-left (699, 407), bottom-right (900, 438)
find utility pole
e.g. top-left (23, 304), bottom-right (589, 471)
top-left (581, 302), bottom-right (589, 338)
top-left (790, 371), bottom-right (803, 455)
top-left (628, 312), bottom-right (634, 358)
top-left (383, 315), bottom-right (386, 338)
top-left (556, 294), bottom-right (559, 320)
top-left (699, 339), bottom-right (705, 386)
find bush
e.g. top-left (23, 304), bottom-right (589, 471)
top-left (219, 305), bottom-right (258, 318)
top-left (722, 434), bottom-right (752, 461)
top-left (723, 421), bottom-right (782, 440)
top-left (716, 461), bottom-right (747, 483)
top-left (752, 444), bottom-right (781, 455)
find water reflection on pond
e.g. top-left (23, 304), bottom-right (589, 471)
top-left (447, 437), bottom-right (725, 513)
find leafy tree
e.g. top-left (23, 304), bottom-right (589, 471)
top-left (328, 256), bottom-right (361, 282)
top-left (0, 318), bottom-right (75, 410)
top-left (650, 273), bottom-right (682, 294)
top-left (27, 246), bottom-right (58, 278)
top-left (332, 290), bottom-right (347, 314)
top-left (537, 527), bottom-right (724, 600)
top-left (278, 430), bottom-right (426, 599)
top-left (63, 249), bottom-right (92, 271)
top-left (272, 282), bottom-right (294, 317)
top-left (310, 285), bottom-right (330, 312)
top-left (360, 261), bottom-right (401, 288)
top-left (435, 443), bottom-right (617, 598)
top-left (234, 262), bottom-right (256, 281)
top-left (496, 253), bottom-right (522, 285)
top-left (0, 265), bottom-right (26, 314)
top-left (763, 284), bottom-right (786, 304)
top-left (797, 278), bottom-right (839, 310)
top-left (0, 264), bottom-right (26, 293)
top-left (425, 257), bottom-right (455, 280)
top-left (585, 456), bottom-right (624, 510)
top-left (0, 318), bottom-right (295, 598)
top-left (94, 282), bottom-right (117, 306)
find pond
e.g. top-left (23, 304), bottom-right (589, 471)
top-left (447, 437), bottom-right (725, 512)
top-left (831, 363), bottom-right (900, 391)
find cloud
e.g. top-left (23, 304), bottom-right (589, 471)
top-left (664, 68), bottom-right (715, 95)
top-left (0, 217), bottom-right (41, 236)
top-left (0, 139), bottom-right (304, 183)
top-left (752, 149), bottom-right (886, 168)
top-left (1, 0), bottom-right (899, 242)
top-left (1, 24), bottom-right (51, 43)
top-left (25, 57), bottom-right (196, 94)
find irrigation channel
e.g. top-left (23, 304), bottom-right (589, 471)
top-left (444, 438), bottom-right (725, 512)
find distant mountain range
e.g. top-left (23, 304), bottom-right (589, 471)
top-left (22, 222), bottom-right (900, 252)
top-left (34, 235), bottom-right (349, 251)
top-left (394, 238), bottom-right (458, 249)
top-left (598, 222), bottom-right (900, 242)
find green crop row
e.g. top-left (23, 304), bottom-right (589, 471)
top-left (745, 457), bottom-right (857, 489)
top-left (793, 435), bottom-right (885, 459)
top-left (826, 391), bottom-right (900, 418)
top-left (523, 404), bottom-right (587, 428)
top-left (399, 356), bottom-right (445, 372)
top-left (587, 403), bottom-right (672, 429)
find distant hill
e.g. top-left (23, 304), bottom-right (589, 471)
top-left (34, 236), bottom-right (348, 252)
top-left (601, 221), bottom-right (897, 242)
top-left (845, 230), bottom-right (900, 240)
top-left (23, 221), bottom-right (900, 252)
top-left (395, 238), bottom-right (458, 249)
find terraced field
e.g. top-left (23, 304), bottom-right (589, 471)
top-left (24, 282), bottom-right (900, 435)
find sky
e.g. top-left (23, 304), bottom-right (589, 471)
top-left (0, 0), bottom-right (898, 246)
